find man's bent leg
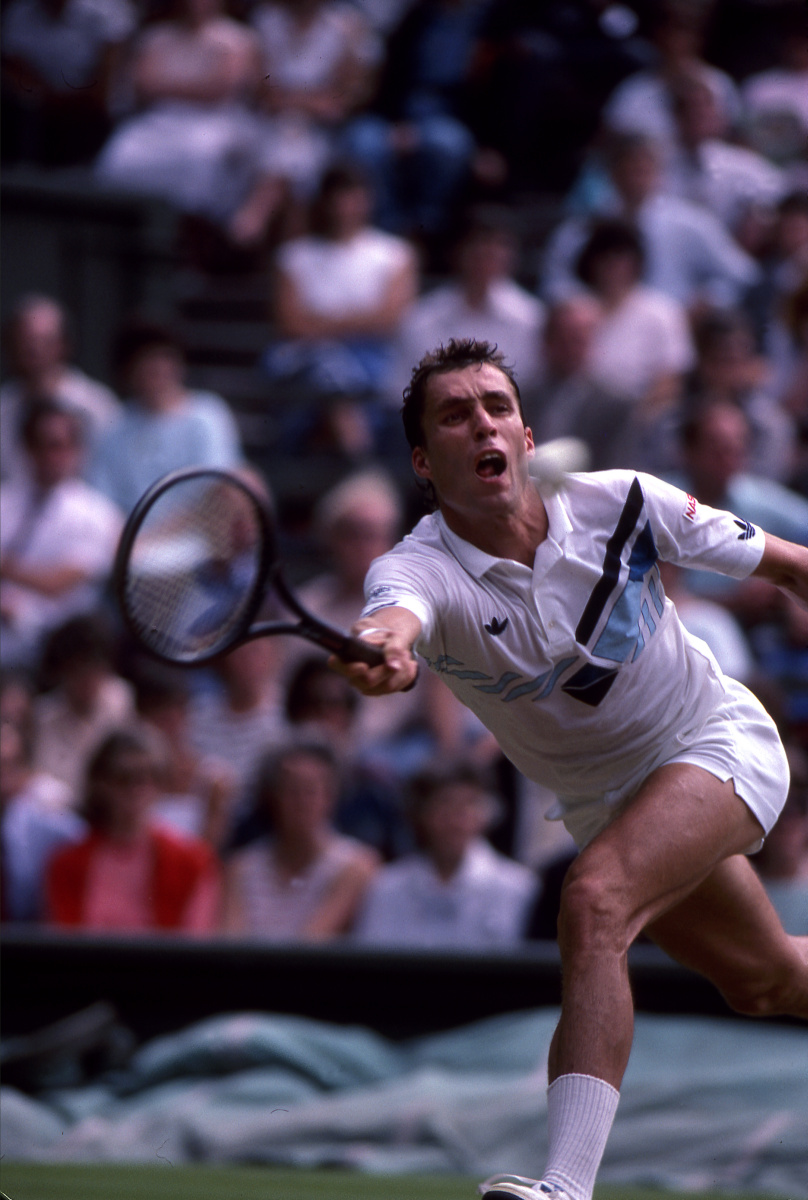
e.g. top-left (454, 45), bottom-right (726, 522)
top-left (646, 853), bottom-right (808, 1019)
top-left (480, 765), bottom-right (773, 1200)
top-left (548, 763), bottom-right (766, 1089)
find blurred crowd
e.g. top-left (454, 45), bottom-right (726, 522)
top-left (1, 0), bottom-right (807, 944)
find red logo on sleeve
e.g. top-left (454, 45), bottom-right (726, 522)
top-left (684, 494), bottom-right (697, 522)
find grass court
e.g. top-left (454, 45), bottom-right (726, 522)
top-left (0, 1164), bottom-right (789, 1200)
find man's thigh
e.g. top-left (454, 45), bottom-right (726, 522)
top-left (565, 762), bottom-right (766, 944)
top-left (645, 855), bottom-right (807, 1015)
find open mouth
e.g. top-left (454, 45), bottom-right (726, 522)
top-left (475, 451), bottom-right (507, 479)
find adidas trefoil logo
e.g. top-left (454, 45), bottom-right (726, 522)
top-left (733, 518), bottom-right (755, 541)
top-left (484, 616), bottom-right (509, 636)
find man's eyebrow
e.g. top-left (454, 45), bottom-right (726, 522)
top-left (434, 388), bottom-right (515, 410)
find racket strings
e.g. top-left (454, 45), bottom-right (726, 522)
top-left (125, 481), bottom-right (262, 661)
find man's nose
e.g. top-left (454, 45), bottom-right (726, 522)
top-left (471, 404), bottom-right (496, 437)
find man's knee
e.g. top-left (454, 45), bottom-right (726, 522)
top-left (721, 938), bottom-right (808, 1018)
top-left (557, 857), bottom-right (633, 957)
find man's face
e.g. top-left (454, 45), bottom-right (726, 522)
top-left (412, 363), bottom-right (534, 522)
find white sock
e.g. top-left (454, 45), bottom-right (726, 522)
top-left (541, 1073), bottom-right (620, 1200)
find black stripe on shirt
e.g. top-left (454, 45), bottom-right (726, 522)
top-left (575, 476), bottom-right (645, 646)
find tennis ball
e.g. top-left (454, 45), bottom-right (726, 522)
top-left (528, 437), bottom-right (591, 489)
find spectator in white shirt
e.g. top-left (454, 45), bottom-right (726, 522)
top-left (573, 219), bottom-right (695, 413)
top-left (0, 403), bottom-right (124, 669)
top-left (90, 318), bottom-right (243, 515)
top-left (541, 132), bottom-right (760, 311)
top-left (0, 294), bottom-right (121, 485)
top-left (353, 761), bottom-right (537, 950)
top-left (602, 2), bottom-right (741, 163)
top-left (666, 69), bottom-right (785, 241)
top-left (389, 206), bottom-right (545, 403)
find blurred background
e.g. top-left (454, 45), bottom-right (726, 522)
top-left (1, 0), bottom-right (807, 1192)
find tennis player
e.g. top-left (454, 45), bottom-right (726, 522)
top-left (331, 338), bottom-right (808, 1200)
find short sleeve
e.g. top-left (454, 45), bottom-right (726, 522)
top-left (640, 473), bottom-right (765, 579)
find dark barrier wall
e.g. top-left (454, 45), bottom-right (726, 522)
top-left (1, 171), bottom-right (178, 383)
top-left (2, 929), bottom-right (741, 1045)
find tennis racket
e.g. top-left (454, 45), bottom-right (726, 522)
top-left (114, 467), bottom-right (385, 668)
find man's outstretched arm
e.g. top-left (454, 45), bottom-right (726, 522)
top-left (752, 533), bottom-right (808, 607)
top-left (330, 605), bottom-right (423, 695)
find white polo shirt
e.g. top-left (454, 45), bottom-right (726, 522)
top-left (362, 471), bottom-right (766, 804)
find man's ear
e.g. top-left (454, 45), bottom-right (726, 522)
top-left (525, 426), bottom-right (536, 455)
top-left (412, 445), bottom-right (431, 480)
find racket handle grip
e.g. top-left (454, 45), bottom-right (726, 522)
top-left (340, 636), bottom-right (386, 667)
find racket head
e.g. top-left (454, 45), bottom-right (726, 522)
top-left (114, 468), bottom-right (275, 665)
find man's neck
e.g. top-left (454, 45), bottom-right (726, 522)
top-left (440, 490), bottom-right (549, 568)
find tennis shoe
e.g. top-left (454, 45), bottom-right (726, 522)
top-left (477, 1175), bottom-right (573, 1200)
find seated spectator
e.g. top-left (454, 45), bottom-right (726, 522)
top-left (33, 614), bottom-right (135, 798)
top-left (0, 667), bottom-right (35, 734)
top-left (249, 0), bottom-right (381, 213)
top-left (281, 655), bottom-right (411, 860)
top-left (353, 761), bottom-right (537, 949)
top-left (684, 308), bottom-right (796, 483)
top-left (1, 720), bottom-right (84, 923)
top-left (133, 663), bottom-right (235, 848)
top-left (748, 593), bottom-right (808, 747)
top-left (664, 400), bottom-right (808, 622)
top-left (341, 0), bottom-right (497, 245)
top-left (220, 739), bottom-right (379, 939)
top-left (0, 403), bottom-right (124, 669)
top-left (469, 0), bottom-right (649, 194)
top-left (287, 468), bottom-right (483, 777)
top-left (522, 295), bottom-right (640, 471)
top-left (265, 164), bottom-right (419, 417)
top-left (187, 638), bottom-right (284, 796)
top-left (750, 194), bottom-right (808, 406)
top-left (752, 745), bottom-right (808, 935)
top-left (741, 6), bottom-right (808, 172)
top-left (573, 219), bottom-right (695, 413)
top-left (665, 68), bottom-right (785, 243)
top-left (388, 206), bottom-right (545, 402)
top-left (90, 318), bottom-right (242, 515)
top-left (657, 561), bottom-right (755, 685)
top-left (47, 728), bottom-right (220, 934)
top-left (95, 0), bottom-right (285, 251)
top-left (1, 0), bottom-right (137, 166)
top-left (0, 294), bottom-right (121, 484)
top-left (777, 279), bottom-right (808, 495)
top-left (542, 132), bottom-right (760, 311)
top-left (601, 2), bottom-right (741, 166)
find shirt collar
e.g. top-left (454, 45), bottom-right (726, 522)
top-left (435, 481), bottom-right (574, 579)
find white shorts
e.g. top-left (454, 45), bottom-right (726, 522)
top-left (558, 677), bottom-right (790, 851)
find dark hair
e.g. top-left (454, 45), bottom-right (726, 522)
top-left (132, 662), bottom-right (191, 715)
top-left (250, 738), bottom-right (339, 808)
top-left (680, 400), bottom-right (750, 450)
top-left (40, 613), bottom-right (117, 682)
top-left (454, 203), bottom-right (518, 249)
top-left (405, 761), bottom-right (501, 846)
top-left (82, 728), bottom-right (160, 830)
top-left (112, 317), bottom-right (185, 377)
top-left (692, 307), bottom-right (752, 358)
top-left (309, 163), bottom-right (371, 237)
top-left (575, 219), bottom-right (645, 286)
top-left (20, 399), bottom-right (84, 451)
top-left (779, 189), bottom-right (808, 219)
top-left (401, 337), bottom-right (523, 452)
top-left (285, 656), bottom-right (358, 724)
